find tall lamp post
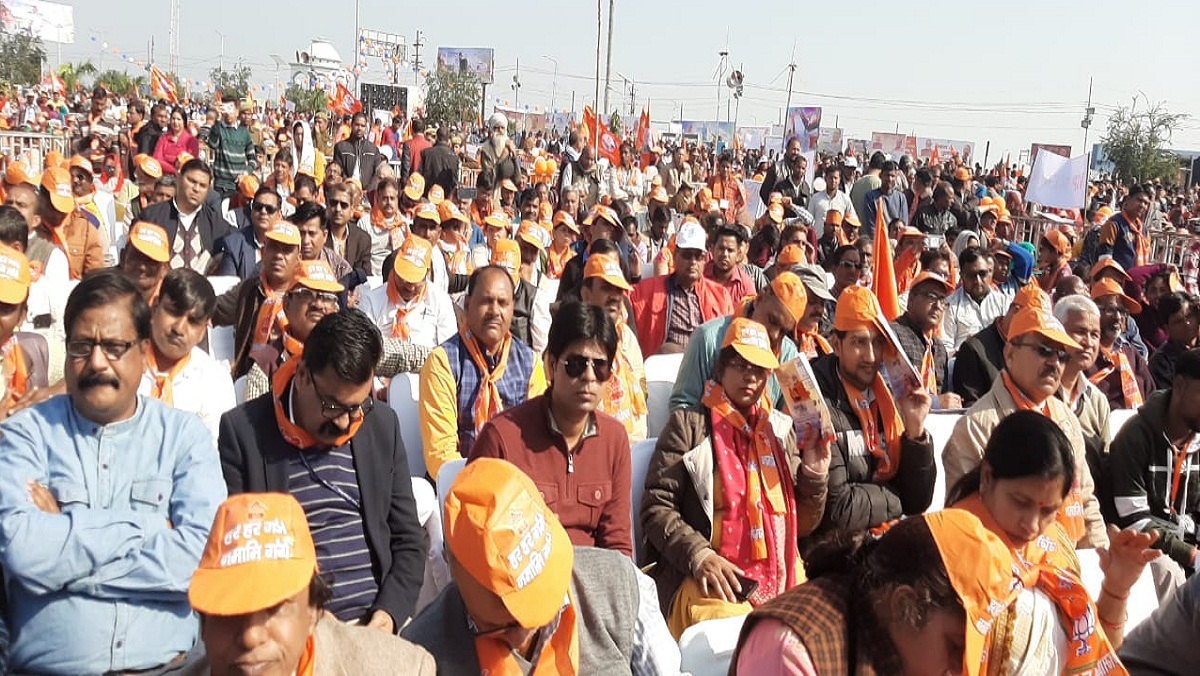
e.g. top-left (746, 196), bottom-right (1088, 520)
top-left (542, 55), bottom-right (558, 114)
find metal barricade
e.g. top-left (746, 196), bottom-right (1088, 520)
top-left (0, 130), bottom-right (72, 169)
top-left (459, 167), bottom-right (479, 189)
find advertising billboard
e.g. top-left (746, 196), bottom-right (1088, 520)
top-left (785, 106), bottom-right (822, 152)
top-left (0, 0), bottom-right (73, 43)
top-left (436, 47), bottom-right (495, 85)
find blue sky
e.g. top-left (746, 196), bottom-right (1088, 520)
top-left (51, 0), bottom-right (1200, 162)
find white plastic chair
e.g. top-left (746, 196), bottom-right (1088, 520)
top-left (388, 372), bottom-right (426, 478)
top-left (1107, 408), bottom-right (1138, 441)
top-left (411, 476), bottom-right (451, 614)
top-left (924, 412), bottom-right (962, 510)
top-left (677, 615), bottom-right (747, 676)
top-left (1076, 548), bottom-right (1158, 634)
top-left (233, 375), bottom-right (247, 404)
top-left (644, 353), bottom-right (683, 439)
top-left (629, 437), bottom-right (658, 563)
top-left (207, 275), bottom-right (241, 298)
top-left (207, 325), bottom-right (236, 364)
top-left (436, 458), bottom-right (468, 517)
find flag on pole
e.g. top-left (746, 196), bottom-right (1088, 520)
top-left (150, 65), bottom-right (178, 104)
top-left (42, 72), bottom-right (65, 95)
top-left (582, 106), bottom-right (620, 166)
top-left (635, 106), bottom-right (653, 169)
top-left (929, 145), bottom-right (941, 168)
top-left (329, 82), bottom-right (363, 117)
top-left (872, 197), bottom-right (902, 321)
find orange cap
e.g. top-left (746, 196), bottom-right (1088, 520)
top-left (1094, 206), bottom-right (1114, 223)
top-left (1012, 283), bottom-right (1050, 315)
top-left (1007, 301), bottom-right (1082, 350)
top-left (825, 210), bottom-right (844, 227)
top-left (174, 151), bottom-right (194, 170)
top-left (294, 259), bottom-right (345, 293)
top-left (392, 235), bottom-right (434, 284)
top-left (0, 244), bottom-right (32, 304)
top-left (4, 158), bottom-right (38, 187)
top-left (484, 211), bottom-right (510, 231)
top-left (428, 184), bottom-right (445, 205)
top-left (414, 202), bottom-right (442, 224)
top-left (39, 167), bottom-right (75, 213)
top-left (68, 154), bottom-right (94, 176)
top-left (648, 186), bottom-right (669, 204)
top-left (189, 493), bottom-right (319, 616)
top-left (583, 252), bottom-right (631, 291)
top-left (721, 317), bottom-right (779, 369)
top-left (127, 221), bottom-right (171, 264)
top-left (1089, 258), bottom-right (1130, 283)
top-left (590, 204), bottom-right (620, 229)
top-left (403, 172), bottom-right (425, 200)
top-left (500, 178), bottom-right (518, 192)
top-left (697, 187), bottom-right (715, 212)
top-left (264, 221), bottom-right (301, 246)
top-left (1090, 277), bottom-right (1142, 315)
top-left (954, 167), bottom-right (972, 182)
top-left (833, 285), bottom-right (886, 334)
top-left (438, 201), bottom-right (468, 225)
top-left (899, 226), bottom-right (925, 240)
top-left (444, 458), bottom-right (574, 628)
top-left (43, 150), bottom-right (63, 171)
top-left (133, 153), bottom-right (163, 180)
top-left (909, 271), bottom-right (954, 295)
top-left (769, 271), bottom-right (808, 324)
top-left (1040, 231), bottom-right (1071, 257)
top-left (552, 210), bottom-right (579, 234)
top-left (777, 244), bottom-right (807, 268)
top-left (516, 220), bottom-right (547, 251)
top-left (996, 208), bottom-right (1012, 225)
top-left (924, 509), bottom-right (1021, 676)
top-left (238, 174), bottom-right (260, 200)
top-left (977, 197), bottom-right (998, 214)
top-left (490, 239), bottom-right (521, 285)
top-left (768, 203), bottom-right (785, 224)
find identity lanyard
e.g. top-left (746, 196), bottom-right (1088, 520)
top-left (288, 385), bottom-right (362, 512)
top-left (1168, 435), bottom-right (1199, 512)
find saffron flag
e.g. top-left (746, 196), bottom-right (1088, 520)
top-left (582, 106), bottom-right (620, 166)
top-left (329, 82), bottom-right (363, 117)
top-left (872, 197), bottom-right (902, 321)
top-left (150, 65), bottom-right (178, 104)
top-left (929, 145), bottom-right (941, 168)
top-left (42, 72), bottom-right (65, 95)
top-left (635, 106), bottom-right (652, 169)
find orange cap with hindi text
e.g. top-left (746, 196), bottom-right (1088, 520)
top-left (189, 493), bottom-right (319, 616)
top-left (770, 271), bottom-right (808, 324)
top-left (722, 317), bottom-right (780, 370)
top-left (403, 172), bottom-right (425, 201)
top-left (127, 221), bottom-right (171, 264)
top-left (294, 259), bottom-right (344, 293)
top-left (552, 210), bottom-right (579, 234)
top-left (0, 245), bottom-right (32, 304)
top-left (428, 184), bottom-right (445, 205)
top-left (583, 252), bottom-right (631, 291)
top-left (40, 167), bottom-right (75, 214)
top-left (4, 158), bottom-right (38, 187)
top-left (133, 154), bottom-right (163, 180)
top-left (490, 238), bottom-right (521, 285)
top-left (393, 235), bottom-right (434, 285)
top-left (264, 221), bottom-right (301, 246)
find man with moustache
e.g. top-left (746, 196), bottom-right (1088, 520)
top-left (1087, 278), bottom-right (1155, 410)
top-left (889, 272), bottom-right (961, 409)
top-left (333, 113), bottom-right (386, 191)
top-left (219, 309), bottom-right (426, 633)
top-left (478, 113), bottom-right (520, 191)
top-left (0, 270), bottom-right (226, 674)
top-left (760, 137), bottom-right (811, 210)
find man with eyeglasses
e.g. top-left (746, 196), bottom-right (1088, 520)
top-left (324, 183), bottom-right (372, 277)
top-left (630, 219), bottom-right (735, 358)
top-left (0, 270), bottom-right (226, 675)
top-left (213, 185), bottom-right (281, 281)
top-left (944, 295), bottom-right (1110, 550)
top-left (889, 272), bottom-right (961, 409)
top-left (941, 246), bottom-right (1007, 356)
top-left (361, 235), bottom-right (457, 349)
top-left (139, 268), bottom-right (235, 440)
top-left (1087, 278), bottom-right (1155, 410)
top-left (218, 309), bottom-right (426, 634)
top-left (469, 300), bottom-right (632, 555)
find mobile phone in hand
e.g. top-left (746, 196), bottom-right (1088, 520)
top-left (733, 573), bottom-right (759, 603)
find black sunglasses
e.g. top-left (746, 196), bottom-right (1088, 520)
top-left (252, 201), bottom-right (279, 215)
top-left (1013, 340), bottom-right (1069, 364)
top-left (561, 355), bottom-right (613, 382)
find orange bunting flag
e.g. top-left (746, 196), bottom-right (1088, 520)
top-left (329, 82), bottom-right (363, 117)
top-left (150, 65), bottom-right (178, 104)
top-left (635, 106), bottom-right (653, 169)
top-left (872, 197), bottom-right (902, 321)
top-left (929, 144), bottom-right (941, 168)
top-left (582, 105), bottom-right (621, 166)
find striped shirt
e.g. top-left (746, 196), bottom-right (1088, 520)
top-left (288, 446), bottom-right (379, 622)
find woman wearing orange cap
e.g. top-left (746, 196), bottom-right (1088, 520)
top-left (948, 411), bottom-right (1156, 670)
top-left (642, 317), bottom-right (831, 638)
top-left (731, 510), bottom-right (1023, 676)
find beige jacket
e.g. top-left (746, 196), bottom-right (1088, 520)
top-left (942, 375), bottom-right (1109, 549)
top-left (1062, 371), bottom-right (1110, 454)
top-left (313, 617), bottom-right (436, 675)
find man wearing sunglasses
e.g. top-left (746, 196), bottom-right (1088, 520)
top-left (469, 301), bottom-right (632, 556)
top-left (0, 270), bottom-right (227, 675)
top-left (941, 246), bottom-right (1006, 356)
top-left (213, 185), bottom-right (282, 281)
top-left (219, 309), bottom-right (426, 635)
top-left (323, 183), bottom-right (372, 278)
top-left (889, 272), bottom-right (961, 410)
top-left (944, 297), bottom-right (1109, 550)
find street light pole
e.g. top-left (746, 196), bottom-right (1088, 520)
top-left (542, 55), bottom-right (558, 113)
top-left (215, 30), bottom-right (226, 72)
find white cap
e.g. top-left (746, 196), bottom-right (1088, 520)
top-left (487, 112), bottom-right (508, 129)
top-left (675, 220), bottom-right (707, 252)
top-left (844, 157), bottom-right (859, 169)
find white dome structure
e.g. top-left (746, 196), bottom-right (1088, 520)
top-left (291, 38), bottom-right (348, 89)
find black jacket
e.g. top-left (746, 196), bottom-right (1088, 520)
top-left (333, 137), bottom-right (386, 191)
top-left (327, 225), bottom-right (373, 277)
top-left (218, 392), bottom-right (427, 627)
top-left (140, 199), bottom-right (234, 257)
top-left (419, 142), bottom-right (460, 197)
top-left (952, 321), bottom-right (1006, 406)
top-left (809, 353), bottom-right (936, 540)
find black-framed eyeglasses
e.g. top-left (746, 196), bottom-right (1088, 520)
top-left (561, 355), bottom-right (613, 382)
top-left (466, 613), bottom-right (523, 640)
top-left (913, 290), bottom-right (948, 306)
top-left (310, 374), bottom-right (374, 420)
top-left (252, 201), bottom-right (279, 214)
top-left (328, 199), bottom-right (352, 210)
top-left (1012, 340), bottom-right (1069, 364)
top-left (67, 339), bottom-right (137, 361)
top-left (289, 287), bottom-right (340, 307)
top-left (837, 261), bottom-right (864, 271)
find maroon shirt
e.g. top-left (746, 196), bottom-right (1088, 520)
top-left (468, 394), bottom-right (633, 558)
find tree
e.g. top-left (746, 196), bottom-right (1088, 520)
top-left (94, 69), bottom-right (137, 96)
top-left (285, 84), bottom-right (328, 116)
top-left (210, 64), bottom-right (251, 101)
top-left (1101, 97), bottom-right (1188, 183)
top-left (608, 111), bottom-right (623, 135)
top-left (58, 60), bottom-right (97, 93)
top-left (0, 28), bottom-right (46, 86)
top-left (423, 68), bottom-right (481, 129)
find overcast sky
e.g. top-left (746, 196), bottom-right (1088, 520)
top-left (51, 0), bottom-right (1200, 162)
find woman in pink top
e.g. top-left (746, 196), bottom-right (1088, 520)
top-left (152, 106), bottom-right (199, 174)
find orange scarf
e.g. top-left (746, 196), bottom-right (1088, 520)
top-left (371, 205), bottom-right (407, 251)
top-left (547, 244), bottom-right (575, 279)
top-left (145, 346), bottom-right (191, 406)
top-left (795, 330), bottom-right (832, 360)
top-left (841, 371), bottom-right (904, 481)
top-left (271, 356), bottom-right (363, 449)
top-left (385, 276), bottom-right (422, 340)
top-left (295, 634), bottom-right (316, 676)
top-left (1128, 216), bottom-right (1150, 267)
top-left (602, 322), bottom-right (647, 437)
top-left (462, 329), bottom-right (511, 435)
top-left (1089, 346), bottom-right (1144, 409)
top-left (475, 597), bottom-right (579, 676)
top-left (1, 336), bottom-right (28, 409)
top-left (1000, 371), bottom-right (1087, 542)
top-left (918, 333), bottom-right (938, 393)
top-left (895, 249), bottom-right (920, 294)
top-left (274, 309), bottom-right (304, 358)
top-left (701, 381), bottom-right (800, 602)
top-left (253, 273), bottom-right (289, 346)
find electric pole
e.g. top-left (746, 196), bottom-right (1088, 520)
top-left (412, 30), bottom-right (425, 74)
top-left (1080, 76), bottom-right (1095, 206)
top-left (512, 57), bottom-right (521, 108)
top-left (602, 0), bottom-right (615, 116)
top-left (781, 58), bottom-right (796, 152)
